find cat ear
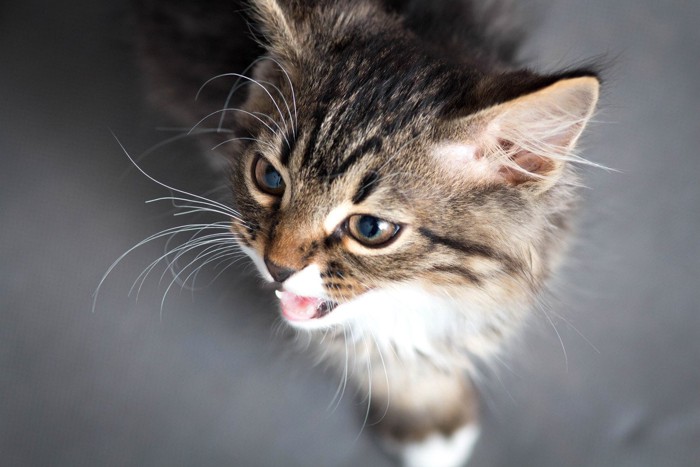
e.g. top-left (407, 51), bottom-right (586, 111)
top-left (250, 0), bottom-right (307, 59)
top-left (437, 76), bottom-right (599, 191)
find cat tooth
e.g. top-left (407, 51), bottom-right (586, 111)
top-left (275, 290), bottom-right (283, 299)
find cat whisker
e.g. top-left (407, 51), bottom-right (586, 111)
top-left (483, 355), bottom-right (518, 405)
top-left (161, 241), bottom-right (231, 294)
top-left (252, 110), bottom-right (288, 141)
top-left (256, 78), bottom-right (295, 137)
top-left (198, 56), bottom-right (294, 134)
top-left (489, 352), bottom-right (519, 378)
top-left (542, 300), bottom-right (601, 355)
top-left (348, 324), bottom-right (359, 380)
top-left (175, 244), bottom-right (243, 293)
top-left (117, 128), bottom-right (233, 182)
top-left (190, 250), bottom-right (250, 290)
top-left (196, 73), bottom-right (291, 143)
top-left (355, 336), bottom-right (374, 441)
top-left (328, 326), bottom-right (351, 413)
top-left (131, 231), bottom-right (237, 300)
top-left (262, 56), bottom-right (298, 134)
top-left (535, 300), bottom-right (569, 373)
top-left (211, 136), bottom-right (277, 153)
top-left (147, 196), bottom-right (244, 222)
top-left (200, 184), bottom-right (232, 198)
top-left (188, 108), bottom-right (283, 147)
top-left (161, 205), bottom-right (245, 227)
top-left (153, 126), bottom-right (233, 133)
top-left (158, 232), bottom-right (238, 284)
top-left (93, 221), bottom-right (232, 312)
top-left (210, 57), bottom-right (270, 131)
top-left (159, 236), bottom-right (240, 314)
top-left (366, 328), bottom-right (390, 427)
top-left (110, 132), bottom-right (243, 229)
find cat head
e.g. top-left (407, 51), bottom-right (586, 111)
top-left (220, 0), bottom-right (601, 344)
top-left (209, 1), bottom-right (599, 352)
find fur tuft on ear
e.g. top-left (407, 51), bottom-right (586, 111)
top-left (249, 0), bottom-right (305, 59)
top-left (437, 76), bottom-right (600, 192)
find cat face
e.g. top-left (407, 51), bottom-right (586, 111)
top-left (229, 75), bottom-right (592, 336)
top-left (222, 1), bottom-right (598, 353)
top-left (232, 165), bottom-right (515, 356)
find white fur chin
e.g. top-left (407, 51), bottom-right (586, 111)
top-left (399, 424), bottom-right (480, 467)
top-left (238, 243), bottom-right (501, 361)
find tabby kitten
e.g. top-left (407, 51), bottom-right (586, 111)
top-left (137, 1), bottom-right (600, 465)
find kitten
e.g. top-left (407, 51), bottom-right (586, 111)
top-left (135, 1), bottom-right (600, 466)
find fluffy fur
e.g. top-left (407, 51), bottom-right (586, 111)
top-left (136, 1), bottom-right (600, 465)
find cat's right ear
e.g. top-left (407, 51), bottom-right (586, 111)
top-left (435, 75), bottom-right (600, 193)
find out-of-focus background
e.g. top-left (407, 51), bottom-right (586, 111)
top-left (1, 1), bottom-right (699, 466)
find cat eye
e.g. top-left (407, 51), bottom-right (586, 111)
top-left (252, 154), bottom-right (285, 196)
top-left (346, 214), bottom-right (400, 247)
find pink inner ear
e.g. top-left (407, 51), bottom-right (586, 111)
top-left (494, 138), bottom-right (557, 184)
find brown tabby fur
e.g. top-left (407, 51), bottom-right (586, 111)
top-left (136, 0), bottom-right (600, 457)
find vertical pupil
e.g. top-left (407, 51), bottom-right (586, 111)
top-left (359, 216), bottom-right (380, 238)
top-left (264, 165), bottom-right (281, 188)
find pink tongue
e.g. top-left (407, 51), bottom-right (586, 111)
top-left (278, 291), bottom-right (323, 321)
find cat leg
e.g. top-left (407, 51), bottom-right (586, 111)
top-left (397, 423), bottom-right (480, 467)
top-left (368, 369), bottom-right (480, 467)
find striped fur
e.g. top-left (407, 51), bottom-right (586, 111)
top-left (138, 1), bottom-right (601, 466)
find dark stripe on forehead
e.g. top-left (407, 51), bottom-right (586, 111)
top-left (301, 109), bottom-right (324, 168)
top-left (352, 171), bottom-right (380, 204)
top-left (279, 130), bottom-right (297, 166)
top-left (418, 227), bottom-right (500, 260)
top-left (333, 136), bottom-right (383, 177)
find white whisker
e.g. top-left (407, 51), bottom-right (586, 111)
top-left (159, 236), bottom-right (240, 314)
top-left (211, 136), bottom-right (277, 153)
top-left (196, 72), bottom-right (290, 143)
top-left (174, 243), bottom-right (240, 292)
top-left (93, 220), bottom-right (232, 313)
top-left (147, 196), bottom-right (244, 222)
top-left (188, 108), bottom-right (281, 145)
top-left (264, 56), bottom-right (298, 133)
top-left (132, 230), bottom-right (235, 298)
top-left (256, 78), bottom-right (295, 138)
top-left (187, 249), bottom-right (248, 290)
top-left (110, 132), bottom-right (241, 227)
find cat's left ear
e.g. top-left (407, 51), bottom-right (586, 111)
top-left (250, 0), bottom-right (309, 59)
top-left (436, 75), bottom-right (599, 192)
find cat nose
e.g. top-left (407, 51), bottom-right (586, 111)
top-left (264, 258), bottom-right (296, 283)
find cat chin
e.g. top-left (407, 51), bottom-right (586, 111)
top-left (238, 242), bottom-right (501, 357)
top-left (280, 282), bottom-right (498, 360)
top-left (269, 275), bottom-right (463, 337)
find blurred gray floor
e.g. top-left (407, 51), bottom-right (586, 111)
top-left (1, 1), bottom-right (699, 466)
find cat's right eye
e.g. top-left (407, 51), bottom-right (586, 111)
top-left (252, 154), bottom-right (285, 196)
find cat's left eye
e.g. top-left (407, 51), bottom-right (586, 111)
top-left (346, 215), bottom-right (400, 247)
top-left (252, 154), bottom-right (285, 196)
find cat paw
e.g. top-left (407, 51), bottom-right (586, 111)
top-left (388, 423), bottom-right (480, 467)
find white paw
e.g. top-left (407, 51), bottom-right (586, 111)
top-left (399, 424), bottom-right (480, 467)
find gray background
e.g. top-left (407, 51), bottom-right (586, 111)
top-left (1, 0), bottom-right (698, 466)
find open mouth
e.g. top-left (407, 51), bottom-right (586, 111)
top-left (274, 290), bottom-right (338, 321)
